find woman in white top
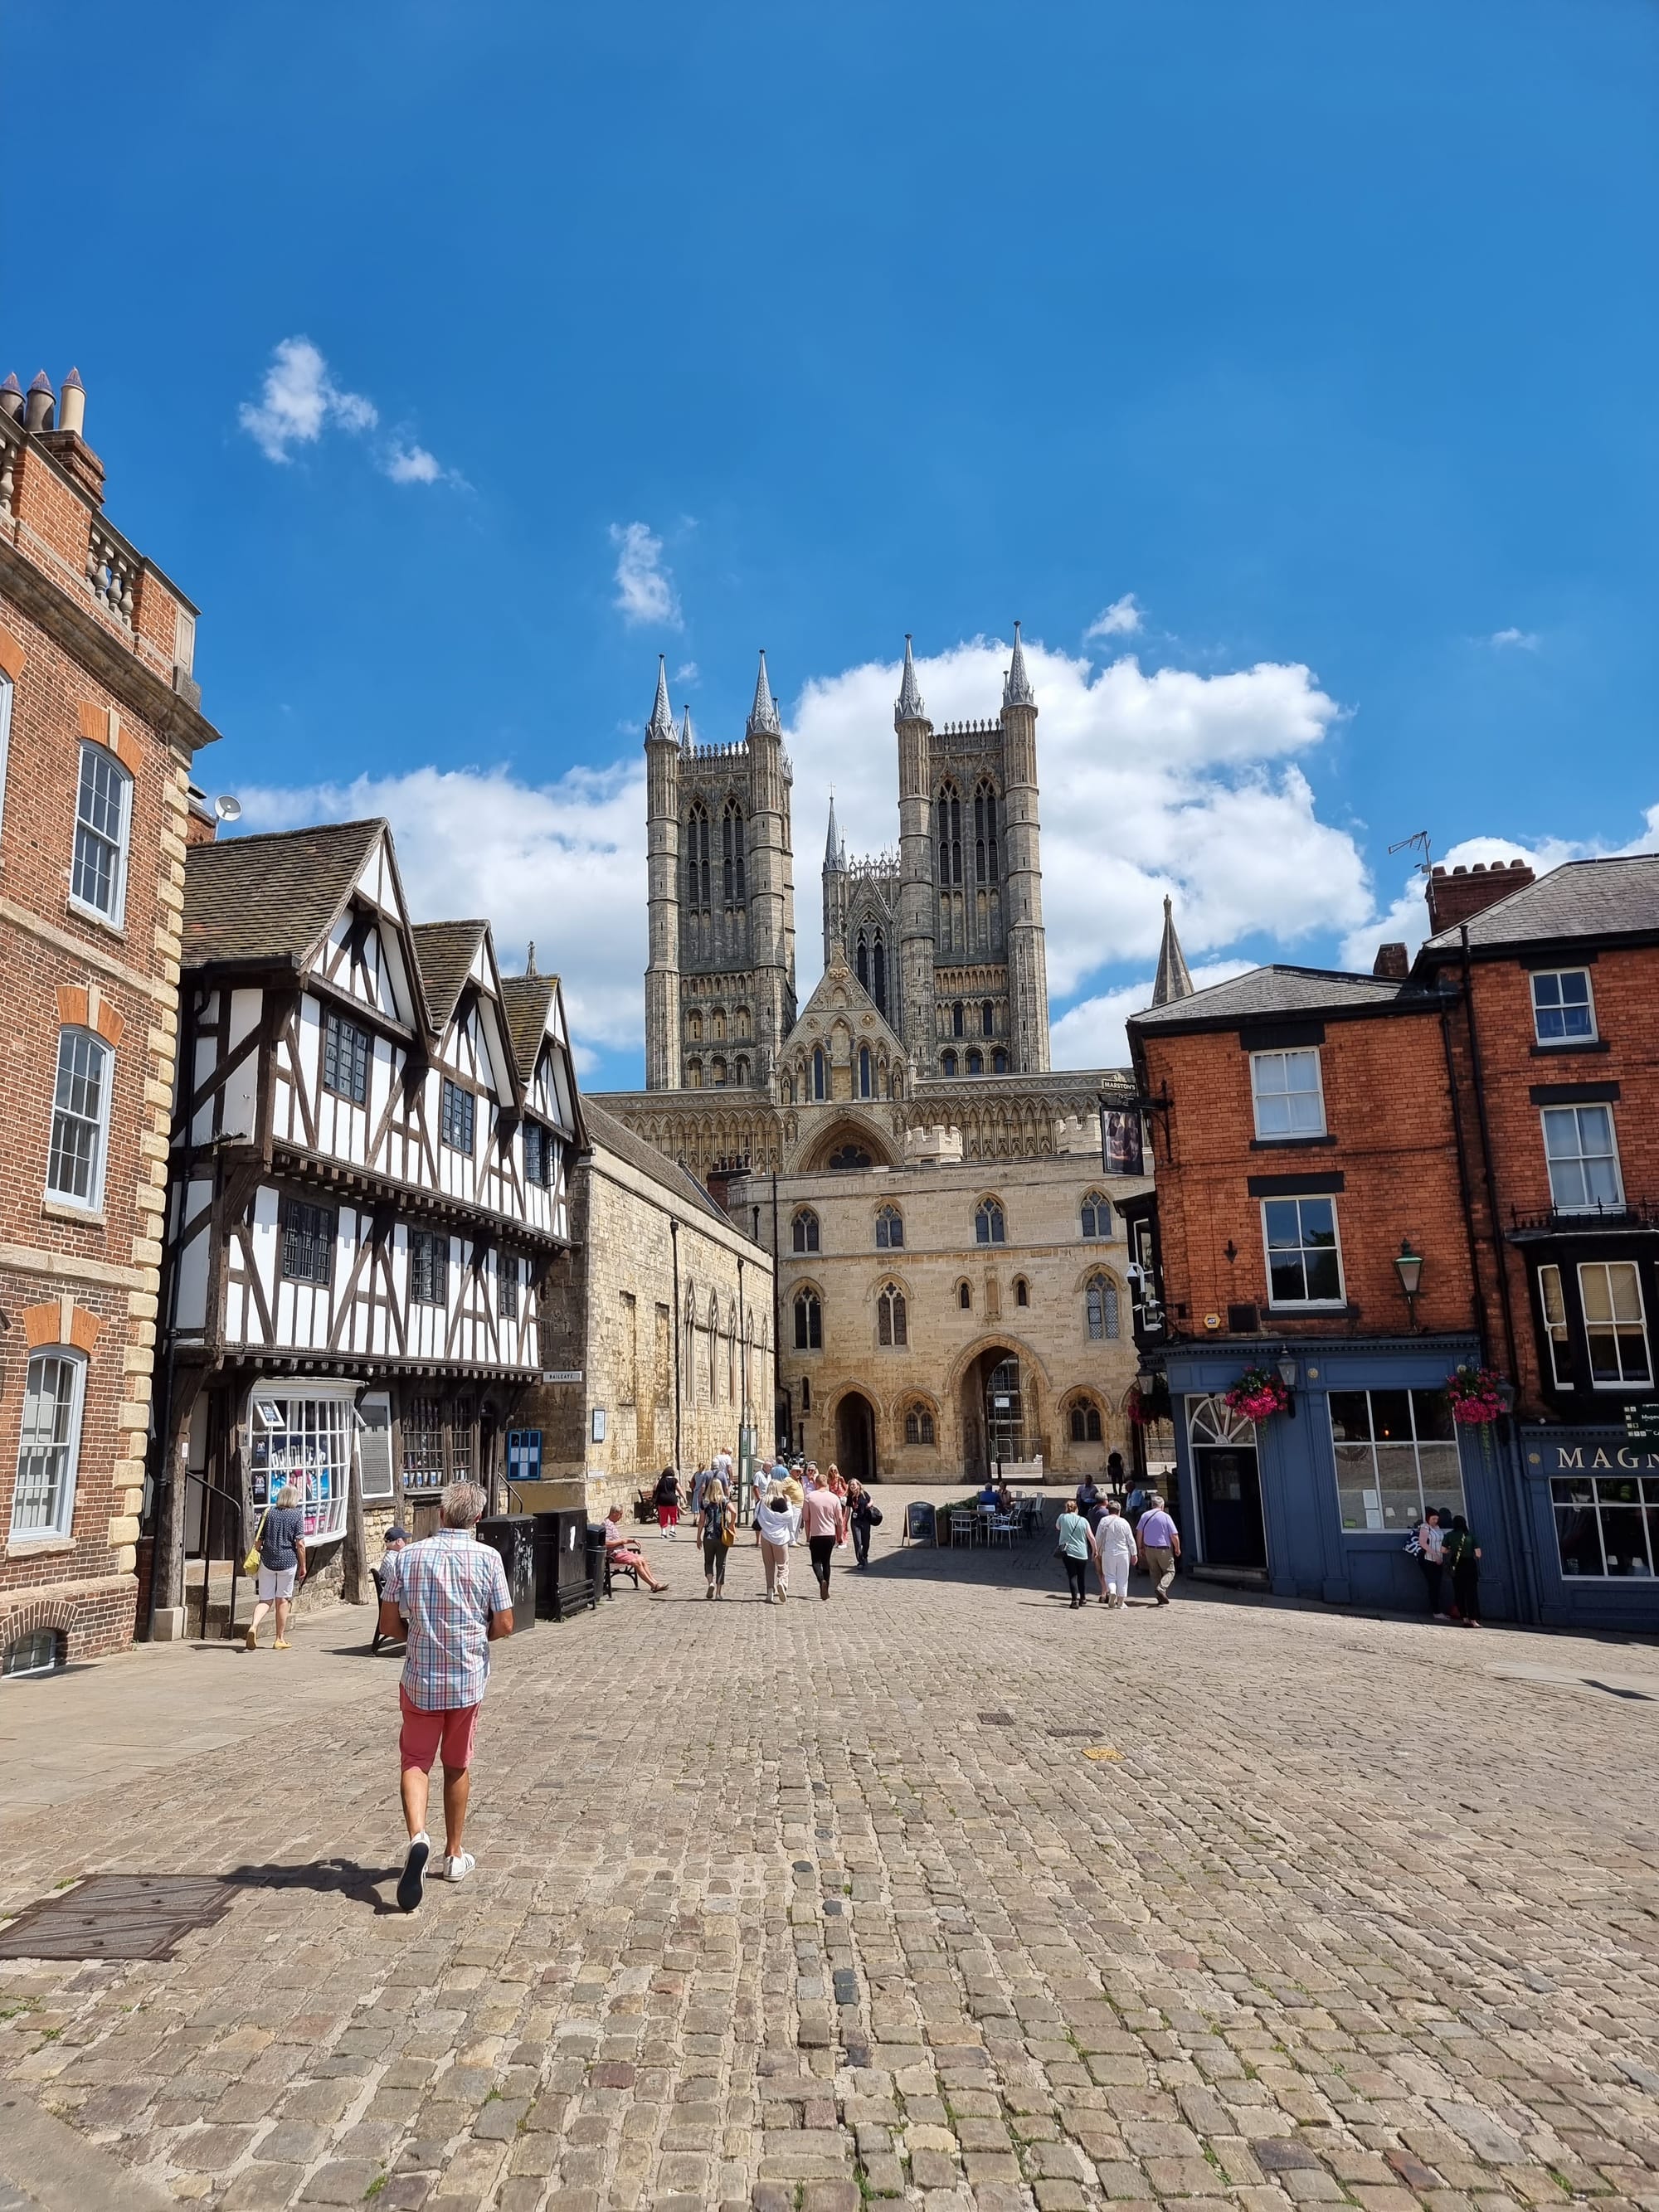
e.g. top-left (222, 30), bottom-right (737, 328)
top-left (1094, 1498), bottom-right (1136, 1608)
top-left (755, 1486), bottom-right (800, 1603)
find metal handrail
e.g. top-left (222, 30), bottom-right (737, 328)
top-left (180, 1467), bottom-right (248, 1641)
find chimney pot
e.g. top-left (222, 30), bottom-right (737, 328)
top-left (24, 371), bottom-right (54, 432)
top-left (0, 373), bottom-right (21, 422)
top-left (56, 367), bottom-right (85, 439)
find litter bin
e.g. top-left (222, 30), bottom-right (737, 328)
top-left (585, 1522), bottom-right (609, 1602)
top-left (534, 1510), bottom-right (596, 1621)
top-left (476, 1513), bottom-right (537, 1631)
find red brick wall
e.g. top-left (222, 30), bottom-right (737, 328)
top-left (1141, 1009), bottom-right (1477, 1342)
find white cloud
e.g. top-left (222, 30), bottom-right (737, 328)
top-left (1086, 593), bottom-right (1143, 639)
top-left (610, 522), bottom-right (682, 629)
top-left (239, 337), bottom-right (452, 484)
top-left (1487, 627), bottom-right (1540, 651)
top-left (1051, 960), bottom-right (1256, 1068)
top-left (674, 661), bottom-right (700, 685)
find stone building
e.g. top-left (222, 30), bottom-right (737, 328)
top-left (0, 367), bottom-right (219, 1669)
top-left (601, 630), bottom-right (1156, 1482)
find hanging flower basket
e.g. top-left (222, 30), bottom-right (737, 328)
top-left (1126, 1375), bottom-right (1171, 1426)
top-left (1223, 1365), bottom-right (1292, 1423)
top-left (1446, 1363), bottom-right (1508, 1426)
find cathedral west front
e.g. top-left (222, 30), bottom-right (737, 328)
top-left (597, 628), bottom-right (1183, 1484)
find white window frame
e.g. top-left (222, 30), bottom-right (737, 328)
top-left (69, 741), bottom-right (133, 928)
top-left (10, 1349), bottom-right (88, 1543)
top-left (247, 1387), bottom-right (353, 1543)
top-left (1577, 1260), bottom-right (1652, 1389)
top-left (46, 1027), bottom-right (113, 1212)
top-left (1261, 1194), bottom-right (1346, 1308)
top-left (0, 668), bottom-right (12, 837)
top-left (1540, 1104), bottom-right (1623, 1214)
top-left (1249, 1048), bottom-right (1326, 1140)
top-left (1530, 967), bottom-right (1597, 1047)
top-left (1535, 1263), bottom-right (1573, 1388)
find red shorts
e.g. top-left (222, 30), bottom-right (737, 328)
top-left (399, 1685), bottom-right (480, 1773)
top-left (657, 1505), bottom-right (679, 1527)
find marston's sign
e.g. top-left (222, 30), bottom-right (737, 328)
top-left (1624, 1403), bottom-right (1659, 1443)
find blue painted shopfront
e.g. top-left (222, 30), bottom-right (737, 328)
top-left (1160, 1334), bottom-right (1525, 1621)
top-left (1517, 1426), bottom-right (1659, 1635)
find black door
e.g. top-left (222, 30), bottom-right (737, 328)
top-left (1194, 1446), bottom-right (1267, 1568)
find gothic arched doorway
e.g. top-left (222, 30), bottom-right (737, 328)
top-left (961, 1345), bottom-right (1026, 1478)
top-left (834, 1391), bottom-right (877, 1488)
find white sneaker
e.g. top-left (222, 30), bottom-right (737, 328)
top-left (765, 1590), bottom-right (776, 1604)
top-left (441, 1850), bottom-right (476, 1883)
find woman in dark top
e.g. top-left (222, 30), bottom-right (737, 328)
top-left (1443, 1514), bottom-right (1482, 1626)
top-left (246, 1484), bottom-right (307, 1650)
top-left (846, 1480), bottom-right (879, 1568)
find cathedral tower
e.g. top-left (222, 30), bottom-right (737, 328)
top-left (1000, 623), bottom-right (1052, 1072)
top-left (895, 634), bottom-right (938, 1067)
top-left (643, 657), bottom-right (681, 1090)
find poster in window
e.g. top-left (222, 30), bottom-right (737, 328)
top-left (1101, 1108), bottom-right (1144, 1178)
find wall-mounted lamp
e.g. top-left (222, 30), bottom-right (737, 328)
top-left (1394, 1239), bottom-right (1423, 1331)
top-left (1276, 1351), bottom-right (1299, 1418)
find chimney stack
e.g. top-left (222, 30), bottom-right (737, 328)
top-left (1425, 858), bottom-right (1535, 936)
top-left (1372, 942), bottom-right (1409, 980)
top-left (23, 371), bottom-right (54, 432)
top-left (56, 367), bottom-right (85, 438)
top-left (36, 366), bottom-right (105, 503)
top-left (0, 374), bottom-right (22, 423)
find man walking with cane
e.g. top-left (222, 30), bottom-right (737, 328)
top-left (377, 1480), bottom-right (513, 1912)
top-left (1136, 1492), bottom-right (1181, 1606)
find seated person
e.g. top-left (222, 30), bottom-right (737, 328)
top-left (978, 1481), bottom-right (999, 1507)
top-left (602, 1505), bottom-right (669, 1592)
top-left (382, 1524), bottom-right (410, 1559)
top-left (995, 1482), bottom-right (1014, 1514)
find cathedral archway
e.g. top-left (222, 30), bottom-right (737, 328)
top-left (834, 1390), bottom-right (878, 1488)
top-left (800, 1114), bottom-right (895, 1173)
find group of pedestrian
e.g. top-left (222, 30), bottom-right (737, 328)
top-left (754, 1457), bottom-right (865, 1602)
top-left (1411, 1505), bottom-right (1482, 1624)
top-left (1055, 1454), bottom-right (1181, 1610)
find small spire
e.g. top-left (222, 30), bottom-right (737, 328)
top-left (747, 649), bottom-right (781, 737)
top-left (27, 371), bottom-right (52, 394)
top-left (2, 373), bottom-right (22, 395)
top-left (645, 654), bottom-right (675, 742)
top-left (1003, 620), bottom-right (1035, 709)
top-left (895, 632), bottom-right (927, 724)
top-left (1151, 892), bottom-right (1194, 1006)
top-left (62, 366), bottom-right (85, 391)
top-left (526, 940), bottom-right (538, 975)
top-left (680, 704), bottom-right (695, 748)
top-left (825, 790), bottom-right (844, 868)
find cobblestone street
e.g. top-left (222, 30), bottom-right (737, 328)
top-left (2, 1496), bottom-right (1657, 2212)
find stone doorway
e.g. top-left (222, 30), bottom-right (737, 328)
top-left (961, 1346), bottom-right (1025, 1478)
top-left (834, 1390), bottom-right (877, 1487)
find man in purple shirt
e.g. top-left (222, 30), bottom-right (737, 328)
top-left (1136, 1495), bottom-right (1181, 1606)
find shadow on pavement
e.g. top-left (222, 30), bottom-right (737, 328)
top-left (222, 1857), bottom-right (401, 1916)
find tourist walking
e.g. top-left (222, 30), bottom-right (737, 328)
top-left (246, 1483), bottom-right (307, 1650)
top-left (1412, 1506), bottom-right (1448, 1618)
top-left (603, 1505), bottom-right (669, 1593)
top-left (376, 1479), bottom-right (513, 1911)
top-left (756, 1482), bottom-right (799, 1602)
top-left (802, 1476), bottom-right (847, 1600)
top-left (847, 1480), bottom-right (881, 1568)
top-left (699, 1475), bottom-right (735, 1600)
top-left (1136, 1493), bottom-right (1181, 1605)
top-left (1055, 1500), bottom-right (1096, 1608)
top-left (654, 1465), bottom-right (681, 1539)
top-left (1074, 1474), bottom-right (1102, 1524)
top-left (1443, 1514), bottom-right (1482, 1626)
top-left (1093, 1498), bottom-right (1136, 1607)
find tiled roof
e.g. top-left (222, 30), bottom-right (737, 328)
top-left (1131, 965), bottom-right (1432, 1032)
top-left (182, 820), bottom-right (385, 972)
top-left (1421, 855), bottom-right (1659, 955)
top-left (499, 973), bottom-right (558, 1079)
top-left (581, 1101), bottom-right (731, 1225)
top-left (411, 921), bottom-right (485, 1033)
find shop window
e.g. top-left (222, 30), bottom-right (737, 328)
top-left (10, 1350), bottom-right (86, 1541)
top-left (250, 1393), bottom-right (351, 1539)
top-left (1531, 969), bottom-right (1595, 1045)
top-left (322, 1009), bottom-right (370, 1106)
top-left (401, 1396), bottom-right (446, 1495)
top-left (1553, 1475), bottom-right (1657, 1578)
top-left (1250, 1048), bottom-right (1325, 1140)
top-left (1327, 1388), bottom-right (1464, 1534)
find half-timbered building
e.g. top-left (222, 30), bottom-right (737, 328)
top-left (158, 819), bottom-right (581, 1595)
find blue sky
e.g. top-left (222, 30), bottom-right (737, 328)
top-left (8, 0), bottom-right (1657, 1082)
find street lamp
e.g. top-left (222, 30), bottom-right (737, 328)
top-left (1394, 1239), bottom-right (1423, 1332)
top-left (1275, 1351), bottom-right (1299, 1419)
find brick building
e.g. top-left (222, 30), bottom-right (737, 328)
top-left (0, 367), bottom-right (219, 1669)
top-left (1125, 857), bottom-right (1659, 1631)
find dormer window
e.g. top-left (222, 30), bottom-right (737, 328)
top-left (1531, 969), bottom-right (1596, 1045)
top-left (1250, 1048), bottom-right (1326, 1140)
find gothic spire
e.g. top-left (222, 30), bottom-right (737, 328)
top-left (645, 654), bottom-right (675, 743)
top-left (1003, 620), bottom-right (1035, 709)
top-left (680, 704), bottom-right (696, 748)
top-left (895, 632), bottom-right (927, 725)
top-left (1151, 893), bottom-right (1194, 1006)
top-left (825, 790), bottom-right (844, 868)
top-left (747, 649), bottom-right (781, 737)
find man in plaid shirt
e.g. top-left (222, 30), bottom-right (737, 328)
top-left (377, 1479), bottom-right (513, 1912)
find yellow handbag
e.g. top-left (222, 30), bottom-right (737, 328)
top-left (242, 1509), bottom-right (268, 1578)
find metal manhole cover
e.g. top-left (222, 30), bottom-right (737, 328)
top-left (0, 1875), bottom-right (236, 1961)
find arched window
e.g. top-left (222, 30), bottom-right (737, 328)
top-left (974, 778), bottom-right (999, 884)
top-left (684, 1287), bottom-right (698, 1388)
top-left (687, 1011), bottom-right (703, 1043)
top-left (904, 1403), bottom-right (937, 1446)
top-left (46, 1028), bottom-right (113, 1209)
top-left (712, 1057), bottom-right (727, 1087)
top-left (980, 1000), bottom-right (995, 1037)
top-left (967, 1048), bottom-right (983, 1076)
top-left (826, 1143), bottom-right (872, 1170)
top-left (794, 1288), bottom-right (822, 1351)
top-left (859, 1045), bottom-right (872, 1098)
top-left (811, 1045), bottom-right (826, 1101)
top-left (800, 1374), bottom-right (811, 1413)
top-left (975, 1198), bottom-right (1006, 1246)
top-left (735, 1056), bottom-right (749, 1087)
top-left (875, 1204), bottom-right (903, 1250)
top-left (877, 1281), bottom-right (907, 1348)
top-left (686, 801), bottom-right (711, 909)
top-left (687, 1059), bottom-right (703, 1088)
top-left (1069, 1400), bottom-right (1104, 1444)
top-left (791, 1208), bottom-right (820, 1254)
top-left (1086, 1274), bottom-right (1120, 1340)
top-left (1081, 1191), bottom-right (1109, 1240)
top-left (992, 1048), bottom-right (1008, 1075)
top-left (958, 1280), bottom-right (972, 1310)
top-left (72, 743), bottom-right (134, 925)
top-left (1014, 1276), bottom-right (1029, 1307)
top-left (951, 1000), bottom-right (966, 1038)
top-left (872, 936), bottom-right (887, 1016)
top-left (722, 798), bottom-right (746, 903)
top-left (937, 781), bottom-right (962, 885)
top-left (856, 931), bottom-right (869, 994)
top-left (941, 1049), bottom-right (957, 1077)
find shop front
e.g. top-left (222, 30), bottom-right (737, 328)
top-left (1517, 1425), bottom-right (1659, 1633)
top-left (1160, 1334), bottom-right (1524, 1620)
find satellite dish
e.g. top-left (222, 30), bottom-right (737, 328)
top-left (214, 795), bottom-right (242, 823)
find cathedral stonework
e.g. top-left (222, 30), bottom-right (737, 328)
top-left (601, 631), bottom-right (1179, 1481)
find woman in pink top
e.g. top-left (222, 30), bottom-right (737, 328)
top-left (802, 1480), bottom-right (848, 1600)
